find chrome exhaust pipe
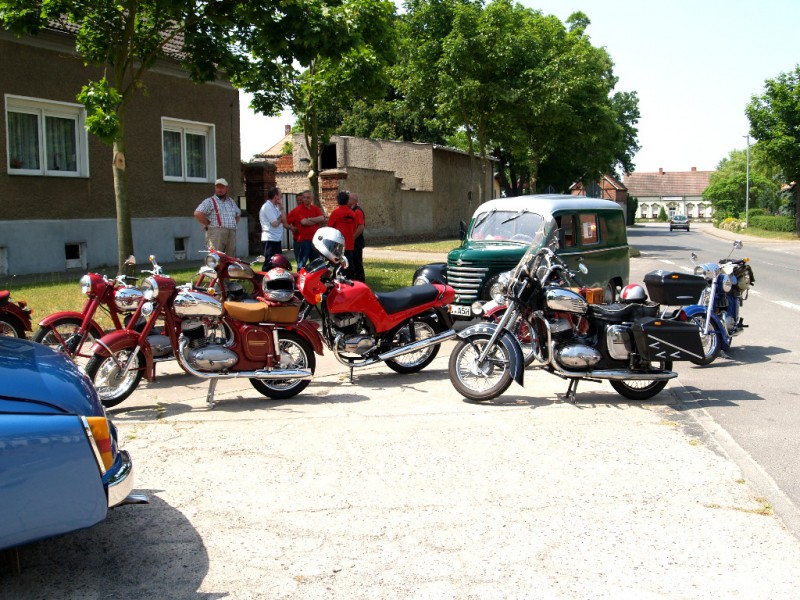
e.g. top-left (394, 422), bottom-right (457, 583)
top-left (177, 340), bottom-right (312, 381)
top-left (377, 329), bottom-right (457, 361)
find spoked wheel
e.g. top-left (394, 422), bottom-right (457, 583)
top-left (688, 314), bottom-right (722, 366)
top-left (385, 318), bottom-right (442, 374)
top-left (250, 330), bottom-right (315, 400)
top-left (33, 317), bottom-right (102, 361)
top-left (0, 315), bottom-right (25, 338)
top-left (85, 349), bottom-right (144, 408)
top-left (487, 310), bottom-right (537, 367)
top-left (449, 336), bottom-right (513, 401)
top-left (609, 359), bottom-right (672, 401)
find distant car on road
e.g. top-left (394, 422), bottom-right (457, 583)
top-left (670, 215), bottom-right (690, 231)
top-left (0, 336), bottom-right (144, 551)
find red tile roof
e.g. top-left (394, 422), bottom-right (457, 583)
top-left (623, 168), bottom-right (713, 197)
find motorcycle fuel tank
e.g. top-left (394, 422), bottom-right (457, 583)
top-left (545, 288), bottom-right (588, 314)
top-left (174, 290), bottom-right (224, 317)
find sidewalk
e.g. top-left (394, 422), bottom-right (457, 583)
top-left (3, 345), bottom-right (800, 598)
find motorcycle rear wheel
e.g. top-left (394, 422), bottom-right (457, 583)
top-left (33, 317), bottom-right (103, 359)
top-left (385, 318), bottom-right (441, 374)
top-left (0, 315), bottom-right (25, 338)
top-left (250, 330), bottom-right (315, 400)
top-left (609, 359), bottom-right (672, 401)
top-left (85, 349), bottom-right (144, 408)
top-left (449, 337), bottom-right (513, 401)
top-left (687, 314), bottom-right (722, 366)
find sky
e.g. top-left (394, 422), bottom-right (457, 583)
top-left (239, 0), bottom-right (800, 174)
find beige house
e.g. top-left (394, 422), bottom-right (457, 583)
top-left (624, 167), bottom-right (714, 220)
top-left (1, 26), bottom-right (242, 276)
top-left (254, 133), bottom-right (497, 242)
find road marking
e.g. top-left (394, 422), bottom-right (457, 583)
top-left (659, 259), bottom-right (676, 265)
top-left (774, 300), bottom-right (800, 312)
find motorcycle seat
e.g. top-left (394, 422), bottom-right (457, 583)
top-left (224, 300), bottom-right (267, 323)
top-left (589, 301), bottom-right (659, 323)
top-left (0, 291), bottom-right (8, 307)
top-left (375, 284), bottom-right (439, 315)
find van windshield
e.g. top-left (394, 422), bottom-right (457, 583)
top-left (469, 210), bottom-right (544, 244)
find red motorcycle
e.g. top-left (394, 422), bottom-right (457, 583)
top-left (85, 251), bottom-right (323, 408)
top-left (297, 227), bottom-right (457, 377)
top-left (0, 290), bottom-right (33, 338)
top-left (33, 256), bottom-right (171, 362)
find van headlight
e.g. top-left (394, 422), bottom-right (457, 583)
top-left (489, 272), bottom-right (511, 303)
top-left (142, 277), bottom-right (158, 300)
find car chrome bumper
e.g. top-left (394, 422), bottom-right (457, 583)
top-left (107, 450), bottom-right (135, 507)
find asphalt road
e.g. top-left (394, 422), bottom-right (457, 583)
top-left (629, 222), bottom-right (800, 532)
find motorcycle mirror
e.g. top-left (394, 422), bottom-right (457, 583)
top-left (253, 255), bottom-right (266, 265)
top-left (578, 263), bottom-right (588, 275)
top-left (734, 240), bottom-right (743, 250)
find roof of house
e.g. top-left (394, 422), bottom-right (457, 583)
top-left (569, 173), bottom-right (627, 192)
top-left (256, 128), bottom-right (293, 159)
top-left (624, 168), bottom-right (713, 197)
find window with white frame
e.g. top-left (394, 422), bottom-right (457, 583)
top-left (5, 95), bottom-right (89, 177)
top-left (161, 117), bottom-right (215, 182)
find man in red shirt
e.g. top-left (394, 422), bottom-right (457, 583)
top-left (328, 191), bottom-right (357, 276)
top-left (287, 190), bottom-right (326, 269)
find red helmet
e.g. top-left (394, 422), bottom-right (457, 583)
top-left (620, 283), bottom-right (647, 303)
top-left (267, 253), bottom-right (292, 272)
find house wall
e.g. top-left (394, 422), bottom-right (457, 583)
top-left (635, 195), bottom-right (713, 220)
top-left (0, 31), bottom-right (243, 275)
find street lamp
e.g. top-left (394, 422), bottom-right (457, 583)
top-left (744, 134), bottom-right (750, 227)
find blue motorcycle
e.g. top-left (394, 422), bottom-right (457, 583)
top-left (683, 241), bottom-right (755, 365)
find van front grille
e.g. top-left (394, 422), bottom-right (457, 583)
top-left (446, 263), bottom-right (489, 302)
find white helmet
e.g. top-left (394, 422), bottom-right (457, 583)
top-left (263, 268), bottom-right (295, 303)
top-left (619, 283), bottom-right (647, 303)
top-left (313, 227), bottom-right (345, 263)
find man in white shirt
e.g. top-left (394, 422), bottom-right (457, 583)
top-left (259, 186), bottom-right (287, 258)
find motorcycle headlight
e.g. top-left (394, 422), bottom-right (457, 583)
top-left (79, 274), bottom-right (92, 295)
top-left (205, 253), bottom-right (220, 270)
top-left (693, 265), bottom-right (706, 277)
top-left (142, 276), bottom-right (159, 300)
top-left (489, 272), bottom-right (511, 303)
top-left (721, 274), bottom-right (732, 293)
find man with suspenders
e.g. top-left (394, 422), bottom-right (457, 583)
top-left (194, 178), bottom-right (241, 255)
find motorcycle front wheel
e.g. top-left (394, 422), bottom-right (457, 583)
top-left (486, 310), bottom-right (537, 367)
top-left (687, 314), bottom-right (722, 366)
top-left (385, 318), bottom-right (441, 374)
top-left (449, 336), bottom-right (513, 401)
top-left (33, 317), bottom-right (103, 360)
top-left (0, 315), bottom-right (25, 338)
top-left (250, 330), bottom-right (315, 400)
top-left (85, 349), bottom-right (144, 408)
top-left (609, 359), bottom-right (672, 401)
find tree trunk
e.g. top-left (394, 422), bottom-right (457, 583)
top-left (112, 127), bottom-right (134, 275)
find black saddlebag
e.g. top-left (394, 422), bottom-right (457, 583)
top-left (643, 270), bottom-right (706, 305)
top-left (631, 318), bottom-right (704, 362)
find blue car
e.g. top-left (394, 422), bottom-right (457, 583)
top-left (0, 336), bottom-right (144, 551)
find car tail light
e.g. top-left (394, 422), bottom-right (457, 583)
top-left (83, 416), bottom-right (115, 472)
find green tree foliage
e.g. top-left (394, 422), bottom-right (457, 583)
top-left (0, 0), bottom-right (248, 271)
top-left (746, 65), bottom-right (800, 233)
top-left (657, 206), bottom-right (668, 222)
top-left (703, 147), bottom-right (781, 219)
top-left (238, 0), bottom-right (396, 201)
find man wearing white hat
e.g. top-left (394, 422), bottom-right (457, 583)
top-left (194, 178), bottom-right (241, 255)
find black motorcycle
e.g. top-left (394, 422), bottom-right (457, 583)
top-left (448, 218), bottom-right (705, 402)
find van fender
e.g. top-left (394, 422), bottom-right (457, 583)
top-left (457, 322), bottom-right (525, 386)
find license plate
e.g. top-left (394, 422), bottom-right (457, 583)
top-left (449, 304), bottom-right (472, 317)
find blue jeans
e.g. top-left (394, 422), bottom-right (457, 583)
top-left (294, 240), bottom-right (317, 270)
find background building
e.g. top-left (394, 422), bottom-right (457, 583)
top-left (624, 167), bottom-right (714, 220)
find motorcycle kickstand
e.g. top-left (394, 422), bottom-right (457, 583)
top-left (349, 366), bottom-right (355, 384)
top-left (206, 379), bottom-right (218, 410)
top-left (563, 379), bottom-right (579, 403)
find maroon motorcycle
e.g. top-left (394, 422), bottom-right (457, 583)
top-left (33, 256), bottom-right (168, 362)
top-left (0, 290), bottom-right (33, 338)
top-left (85, 252), bottom-right (323, 408)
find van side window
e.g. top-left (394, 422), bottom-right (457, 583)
top-left (560, 214), bottom-right (576, 247)
top-left (579, 214), bottom-right (599, 245)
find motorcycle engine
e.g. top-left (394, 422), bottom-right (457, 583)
top-left (550, 317), bottom-right (602, 368)
top-left (330, 313), bottom-right (376, 356)
top-left (181, 320), bottom-right (238, 371)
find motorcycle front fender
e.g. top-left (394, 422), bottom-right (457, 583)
top-left (681, 304), bottom-right (731, 348)
top-left (38, 310), bottom-right (102, 336)
top-left (457, 322), bottom-right (525, 386)
top-left (90, 330), bottom-right (155, 380)
top-left (2, 303), bottom-right (32, 331)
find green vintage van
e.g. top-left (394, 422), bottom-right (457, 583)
top-left (413, 194), bottom-right (630, 319)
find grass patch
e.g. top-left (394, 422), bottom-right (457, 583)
top-left (739, 227), bottom-right (799, 241)
top-left (373, 238), bottom-right (461, 253)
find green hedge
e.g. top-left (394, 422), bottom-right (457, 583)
top-left (749, 215), bottom-right (795, 232)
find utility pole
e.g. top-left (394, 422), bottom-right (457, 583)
top-left (744, 134), bottom-right (750, 227)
